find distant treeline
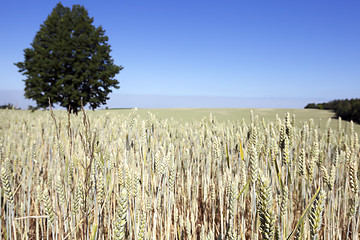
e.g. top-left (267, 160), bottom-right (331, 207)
top-left (305, 98), bottom-right (360, 124)
top-left (0, 103), bottom-right (20, 110)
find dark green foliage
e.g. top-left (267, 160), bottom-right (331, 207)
top-left (15, 3), bottom-right (123, 114)
top-left (27, 105), bottom-right (39, 112)
top-left (0, 103), bottom-right (20, 110)
top-left (305, 103), bottom-right (318, 109)
top-left (305, 99), bottom-right (360, 124)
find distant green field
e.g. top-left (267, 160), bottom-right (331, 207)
top-left (104, 108), bottom-right (360, 134)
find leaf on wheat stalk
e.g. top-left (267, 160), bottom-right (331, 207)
top-left (286, 187), bottom-right (321, 240)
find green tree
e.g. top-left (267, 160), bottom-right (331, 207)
top-left (15, 3), bottom-right (123, 114)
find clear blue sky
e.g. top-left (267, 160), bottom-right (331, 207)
top-left (1, 0), bottom-right (359, 108)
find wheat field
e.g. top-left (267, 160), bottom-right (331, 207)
top-left (0, 108), bottom-right (359, 239)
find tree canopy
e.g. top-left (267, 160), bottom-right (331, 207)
top-left (15, 3), bottom-right (123, 113)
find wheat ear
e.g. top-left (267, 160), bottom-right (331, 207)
top-left (114, 189), bottom-right (128, 240)
top-left (257, 173), bottom-right (275, 240)
top-left (1, 167), bottom-right (14, 205)
top-left (309, 190), bottom-right (326, 240)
